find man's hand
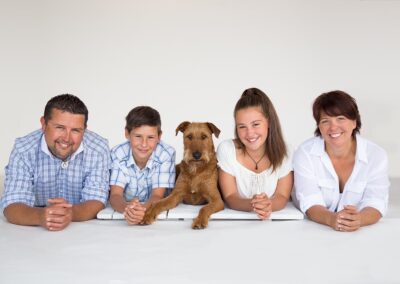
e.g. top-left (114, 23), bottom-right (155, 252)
top-left (40, 198), bottom-right (73, 231)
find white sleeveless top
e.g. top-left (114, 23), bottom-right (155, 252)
top-left (217, 139), bottom-right (293, 198)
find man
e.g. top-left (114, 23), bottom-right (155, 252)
top-left (0, 94), bottom-right (110, 231)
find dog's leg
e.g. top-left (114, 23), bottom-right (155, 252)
top-left (192, 189), bottom-right (224, 229)
top-left (141, 188), bottom-right (185, 225)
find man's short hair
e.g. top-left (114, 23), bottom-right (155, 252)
top-left (44, 94), bottom-right (89, 127)
top-left (125, 106), bottom-right (161, 134)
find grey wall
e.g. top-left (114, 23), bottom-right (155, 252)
top-left (1, 0), bottom-right (399, 177)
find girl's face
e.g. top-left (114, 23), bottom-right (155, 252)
top-left (235, 106), bottom-right (269, 152)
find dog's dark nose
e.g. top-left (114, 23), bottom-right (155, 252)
top-left (192, 151), bottom-right (202, 160)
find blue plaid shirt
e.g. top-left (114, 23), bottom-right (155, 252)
top-left (110, 140), bottom-right (176, 202)
top-left (0, 129), bottom-right (111, 211)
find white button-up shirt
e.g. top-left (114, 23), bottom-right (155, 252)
top-left (293, 135), bottom-right (390, 216)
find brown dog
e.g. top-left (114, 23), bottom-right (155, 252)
top-left (141, 121), bottom-right (224, 229)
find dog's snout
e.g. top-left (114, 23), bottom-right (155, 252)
top-left (192, 151), bottom-right (202, 160)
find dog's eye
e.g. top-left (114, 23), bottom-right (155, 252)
top-left (201, 134), bottom-right (208, 140)
top-left (187, 135), bottom-right (193, 140)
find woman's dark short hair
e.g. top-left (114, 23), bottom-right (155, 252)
top-left (313, 90), bottom-right (361, 137)
top-left (125, 106), bottom-right (162, 134)
top-left (44, 94), bottom-right (89, 127)
top-left (234, 88), bottom-right (287, 172)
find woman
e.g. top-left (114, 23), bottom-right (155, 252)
top-left (217, 88), bottom-right (293, 220)
top-left (293, 90), bottom-right (390, 231)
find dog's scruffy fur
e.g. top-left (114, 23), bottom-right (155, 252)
top-left (141, 121), bottom-right (224, 229)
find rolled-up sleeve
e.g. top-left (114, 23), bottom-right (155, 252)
top-left (1, 146), bottom-right (35, 211)
top-left (82, 144), bottom-right (111, 205)
top-left (293, 147), bottom-right (326, 214)
top-left (152, 150), bottom-right (176, 189)
top-left (358, 149), bottom-right (390, 216)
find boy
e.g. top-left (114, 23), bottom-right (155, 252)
top-left (109, 106), bottom-right (176, 224)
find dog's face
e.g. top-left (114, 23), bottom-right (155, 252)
top-left (176, 121), bottom-right (220, 164)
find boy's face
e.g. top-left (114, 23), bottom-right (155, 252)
top-left (125, 125), bottom-right (161, 168)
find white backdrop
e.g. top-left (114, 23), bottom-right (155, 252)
top-left (1, 0), bottom-right (399, 177)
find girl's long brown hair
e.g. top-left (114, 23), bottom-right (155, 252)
top-left (234, 88), bottom-right (287, 172)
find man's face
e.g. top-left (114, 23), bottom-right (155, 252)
top-left (41, 108), bottom-right (86, 161)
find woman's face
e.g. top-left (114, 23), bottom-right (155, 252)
top-left (318, 111), bottom-right (356, 149)
top-left (235, 106), bottom-right (269, 152)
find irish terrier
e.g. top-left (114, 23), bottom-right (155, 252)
top-left (141, 121), bottom-right (224, 229)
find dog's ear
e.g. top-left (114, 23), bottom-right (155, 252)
top-left (176, 121), bottom-right (191, 136)
top-left (207, 122), bottom-right (221, 138)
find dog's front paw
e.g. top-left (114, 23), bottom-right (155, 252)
top-left (140, 209), bottom-right (157, 225)
top-left (192, 216), bottom-right (209, 229)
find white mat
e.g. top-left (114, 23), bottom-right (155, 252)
top-left (97, 201), bottom-right (303, 220)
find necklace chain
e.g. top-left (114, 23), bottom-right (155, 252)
top-left (245, 149), bottom-right (265, 170)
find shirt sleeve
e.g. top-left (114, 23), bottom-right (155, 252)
top-left (217, 140), bottom-right (235, 176)
top-left (151, 149), bottom-right (176, 190)
top-left (358, 148), bottom-right (390, 216)
top-left (81, 143), bottom-right (111, 205)
top-left (110, 159), bottom-right (128, 189)
top-left (293, 145), bottom-right (326, 214)
top-left (277, 146), bottom-right (294, 178)
top-left (1, 144), bottom-right (35, 211)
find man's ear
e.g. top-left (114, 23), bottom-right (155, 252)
top-left (40, 117), bottom-right (46, 131)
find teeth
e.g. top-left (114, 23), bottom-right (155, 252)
top-left (330, 133), bottom-right (341, 138)
top-left (58, 142), bottom-right (70, 148)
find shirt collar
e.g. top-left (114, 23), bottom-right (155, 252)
top-left (40, 133), bottom-right (84, 161)
top-left (310, 134), bottom-right (368, 164)
top-left (127, 147), bottom-right (156, 170)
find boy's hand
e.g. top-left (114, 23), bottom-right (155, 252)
top-left (124, 199), bottom-right (146, 225)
